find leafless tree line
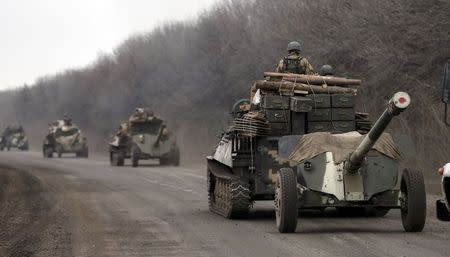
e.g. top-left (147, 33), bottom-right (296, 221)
top-left (0, 0), bottom-right (449, 175)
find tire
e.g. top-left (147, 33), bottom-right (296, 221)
top-left (43, 147), bottom-right (53, 158)
top-left (117, 152), bottom-right (125, 166)
top-left (171, 147), bottom-right (180, 166)
top-left (110, 151), bottom-right (125, 167)
top-left (20, 143), bottom-right (29, 151)
top-left (275, 168), bottom-right (298, 233)
top-left (131, 145), bottom-right (140, 167)
top-left (110, 152), bottom-right (119, 166)
top-left (159, 156), bottom-right (170, 166)
top-left (78, 147), bottom-right (88, 158)
top-left (400, 169), bottom-right (426, 232)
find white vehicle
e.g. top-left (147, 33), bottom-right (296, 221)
top-left (437, 164), bottom-right (450, 221)
top-left (438, 61), bottom-right (450, 221)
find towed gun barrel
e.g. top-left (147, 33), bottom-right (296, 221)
top-left (344, 92), bottom-right (411, 174)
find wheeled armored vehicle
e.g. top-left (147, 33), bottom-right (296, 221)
top-left (207, 71), bottom-right (426, 233)
top-left (43, 119), bottom-right (89, 158)
top-left (437, 61), bottom-right (450, 221)
top-left (0, 125), bottom-right (29, 151)
top-left (109, 108), bottom-right (180, 167)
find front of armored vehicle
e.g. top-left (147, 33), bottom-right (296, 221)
top-left (49, 121), bottom-right (89, 158)
top-left (127, 117), bottom-right (179, 167)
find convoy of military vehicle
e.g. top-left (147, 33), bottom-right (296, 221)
top-left (2, 41), bottom-right (449, 233)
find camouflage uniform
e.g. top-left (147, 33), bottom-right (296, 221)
top-left (276, 52), bottom-right (316, 75)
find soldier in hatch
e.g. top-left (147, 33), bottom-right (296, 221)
top-left (63, 115), bottom-right (72, 126)
top-left (276, 41), bottom-right (317, 75)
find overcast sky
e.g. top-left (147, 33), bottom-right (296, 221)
top-left (0, 0), bottom-right (218, 90)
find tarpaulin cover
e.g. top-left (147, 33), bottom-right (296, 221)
top-left (288, 131), bottom-right (402, 163)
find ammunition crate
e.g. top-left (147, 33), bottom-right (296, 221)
top-left (291, 113), bottom-right (306, 135)
top-left (261, 95), bottom-right (290, 109)
top-left (269, 122), bottom-right (290, 135)
top-left (290, 97), bottom-right (313, 113)
top-left (308, 121), bottom-right (355, 133)
top-left (307, 122), bottom-right (331, 133)
top-left (331, 94), bottom-right (355, 108)
top-left (307, 108), bottom-right (332, 122)
top-left (331, 108), bottom-right (355, 121)
top-left (306, 94), bottom-right (331, 108)
top-left (331, 121), bottom-right (355, 133)
top-left (265, 109), bottom-right (290, 123)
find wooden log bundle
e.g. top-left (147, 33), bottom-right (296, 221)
top-left (264, 72), bottom-right (362, 86)
top-left (252, 80), bottom-right (357, 95)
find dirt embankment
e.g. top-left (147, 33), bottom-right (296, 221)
top-left (0, 165), bottom-right (72, 257)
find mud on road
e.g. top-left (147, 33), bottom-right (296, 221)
top-left (0, 165), bottom-right (72, 257)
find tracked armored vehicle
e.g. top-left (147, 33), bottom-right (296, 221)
top-left (207, 71), bottom-right (426, 233)
top-left (109, 108), bottom-right (180, 167)
top-left (437, 61), bottom-right (450, 221)
top-left (43, 119), bottom-right (89, 158)
top-left (0, 125), bottom-right (29, 151)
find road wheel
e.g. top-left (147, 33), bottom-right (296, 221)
top-left (131, 145), bottom-right (140, 167)
top-left (400, 169), bottom-right (426, 232)
top-left (275, 168), bottom-right (298, 233)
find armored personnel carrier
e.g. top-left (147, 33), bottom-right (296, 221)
top-left (0, 125), bottom-right (29, 151)
top-left (437, 61), bottom-right (450, 221)
top-left (207, 70), bottom-right (426, 233)
top-left (109, 108), bottom-right (180, 167)
top-left (42, 118), bottom-right (89, 158)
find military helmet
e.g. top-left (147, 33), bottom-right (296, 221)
top-left (287, 41), bottom-right (301, 52)
top-left (319, 65), bottom-right (335, 76)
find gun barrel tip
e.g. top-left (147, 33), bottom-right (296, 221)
top-left (392, 92), bottom-right (411, 109)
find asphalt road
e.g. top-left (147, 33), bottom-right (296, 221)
top-left (0, 151), bottom-right (449, 257)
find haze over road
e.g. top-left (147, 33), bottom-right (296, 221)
top-left (0, 151), bottom-right (449, 257)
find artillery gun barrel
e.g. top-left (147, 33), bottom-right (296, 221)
top-left (344, 92), bottom-right (411, 174)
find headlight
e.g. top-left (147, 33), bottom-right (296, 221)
top-left (139, 134), bottom-right (145, 143)
top-left (439, 167), bottom-right (444, 176)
